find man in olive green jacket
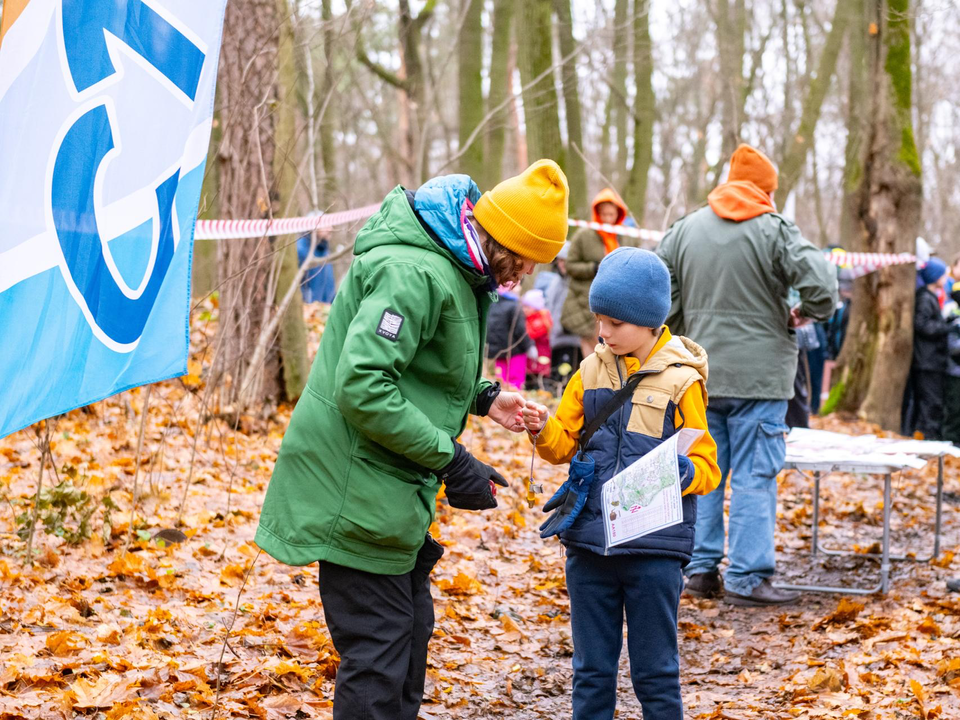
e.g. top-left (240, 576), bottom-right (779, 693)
top-left (657, 144), bottom-right (837, 607)
top-left (256, 161), bottom-right (569, 720)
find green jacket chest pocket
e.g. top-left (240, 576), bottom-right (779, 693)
top-left (436, 311), bottom-right (480, 427)
top-left (627, 390), bottom-right (671, 438)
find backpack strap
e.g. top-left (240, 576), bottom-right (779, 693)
top-left (578, 372), bottom-right (644, 456)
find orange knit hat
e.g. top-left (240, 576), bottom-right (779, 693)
top-left (728, 144), bottom-right (779, 193)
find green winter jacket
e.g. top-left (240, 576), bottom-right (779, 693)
top-left (656, 198), bottom-right (838, 400)
top-left (255, 183), bottom-right (495, 574)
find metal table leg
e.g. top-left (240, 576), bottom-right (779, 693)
top-left (881, 472), bottom-right (891, 594)
top-left (934, 455), bottom-right (944, 560)
top-left (811, 471), bottom-right (820, 558)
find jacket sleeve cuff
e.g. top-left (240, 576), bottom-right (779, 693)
top-left (472, 380), bottom-right (500, 416)
top-left (432, 433), bottom-right (456, 472)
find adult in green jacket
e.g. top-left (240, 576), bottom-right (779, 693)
top-left (256, 160), bottom-right (569, 720)
top-left (657, 144), bottom-right (837, 608)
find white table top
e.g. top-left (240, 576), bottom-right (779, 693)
top-left (784, 427), bottom-right (960, 473)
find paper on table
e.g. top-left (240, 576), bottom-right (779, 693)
top-left (602, 428), bottom-right (704, 549)
top-left (785, 427), bottom-right (960, 469)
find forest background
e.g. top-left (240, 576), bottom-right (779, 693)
top-left (184, 0), bottom-right (960, 431)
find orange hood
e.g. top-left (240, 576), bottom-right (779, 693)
top-left (591, 188), bottom-right (628, 254)
top-left (707, 181), bottom-right (776, 222)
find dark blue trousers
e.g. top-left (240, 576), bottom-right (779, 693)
top-left (565, 548), bottom-right (684, 720)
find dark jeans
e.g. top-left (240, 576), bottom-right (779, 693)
top-left (944, 375), bottom-right (960, 445)
top-left (318, 535), bottom-right (444, 720)
top-left (566, 548), bottom-right (684, 720)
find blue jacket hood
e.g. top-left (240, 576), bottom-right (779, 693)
top-left (415, 174), bottom-right (483, 273)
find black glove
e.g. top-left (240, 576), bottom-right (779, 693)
top-left (438, 442), bottom-right (508, 510)
top-left (412, 534), bottom-right (444, 587)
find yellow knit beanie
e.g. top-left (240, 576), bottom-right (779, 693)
top-left (473, 159), bottom-right (569, 263)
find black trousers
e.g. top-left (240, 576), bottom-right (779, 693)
top-left (318, 535), bottom-right (444, 720)
top-left (943, 375), bottom-right (960, 445)
top-left (912, 369), bottom-right (945, 440)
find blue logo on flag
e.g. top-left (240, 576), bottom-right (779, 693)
top-left (0, 0), bottom-right (227, 437)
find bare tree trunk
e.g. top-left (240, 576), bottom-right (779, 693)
top-left (778, 0), bottom-right (853, 202)
top-left (624, 0), bottom-right (654, 224)
top-left (839, 0), bottom-right (868, 245)
top-left (612, 0), bottom-right (630, 187)
top-left (831, 0), bottom-right (923, 431)
top-left (458, 0), bottom-right (484, 180)
top-left (319, 0), bottom-right (339, 205)
top-left (508, 43), bottom-right (527, 172)
top-left (554, 0), bottom-right (587, 215)
top-left (215, 0), bottom-right (282, 408)
top-left (193, 110), bottom-right (221, 298)
top-left (518, 0), bottom-right (564, 168)
top-left (715, 0), bottom-right (746, 159)
top-left (484, 0), bottom-right (515, 188)
top-left (275, 0), bottom-right (309, 402)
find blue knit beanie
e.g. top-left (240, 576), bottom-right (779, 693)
top-left (589, 247), bottom-right (670, 328)
top-left (920, 257), bottom-right (947, 286)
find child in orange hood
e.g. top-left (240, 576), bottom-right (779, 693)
top-left (561, 189), bottom-right (632, 360)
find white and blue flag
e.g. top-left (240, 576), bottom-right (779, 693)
top-left (0, 0), bottom-right (227, 437)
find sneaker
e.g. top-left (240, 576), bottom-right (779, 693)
top-left (947, 578), bottom-right (960, 593)
top-left (684, 571), bottom-right (723, 599)
top-left (724, 579), bottom-right (800, 607)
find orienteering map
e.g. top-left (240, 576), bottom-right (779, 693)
top-left (602, 429), bottom-right (703, 549)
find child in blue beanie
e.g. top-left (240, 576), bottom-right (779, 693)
top-left (522, 247), bottom-right (721, 719)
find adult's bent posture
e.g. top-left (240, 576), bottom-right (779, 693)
top-left (657, 144), bottom-right (837, 606)
top-left (255, 160), bottom-right (569, 719)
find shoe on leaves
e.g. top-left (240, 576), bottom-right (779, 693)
top-left (684, 571), bottom-right (723, 599)
top-left (724, 578), bottom-right (800, 607)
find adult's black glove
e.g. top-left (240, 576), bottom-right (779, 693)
top-left (438, 442), bottom-right (508, 510)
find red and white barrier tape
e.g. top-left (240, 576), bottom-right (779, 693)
top-left (193, 205), bottom-right (918, 271)
top-left (825, 251), bottom-right (916, 268)
top-left (567, 218), bottom-right (665, 243)
top-left (569, 219), bottom-right (917, 269)
top-left (194, 203), bottom-right (381, 240)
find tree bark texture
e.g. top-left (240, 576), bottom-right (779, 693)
top-left (483, 0), bottom-right (515, 189)
top-left (624, 0), bottom-right (654, 224)
top-left (715, 0), bottom-right (747, 159)
top-left (554, 0), bottom-right (587, 216)
top-left (458, 0), bottom-right (485, 180)
top-left (830, 0), bottom-right (923, 431)
top-left (319, 0), bottom-right (339, 205)
top-left (612, 0), bottom-right (630, 187)
top-left (193, 110), bottom-right (221, 298)
top-left (518, 0), bottom-right (564, 172)
top-left (274, 0), bottom-right (309, 403)
top-left (214, 0), bottom-right (281, 408)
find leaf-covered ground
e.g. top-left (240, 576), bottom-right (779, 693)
top-left (1, 307), bottom-right (960, 719)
